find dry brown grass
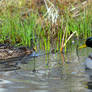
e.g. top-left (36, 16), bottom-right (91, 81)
top-left (0, 0), bottom-right (90, 16)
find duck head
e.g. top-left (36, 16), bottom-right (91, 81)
top-left (79, 37), bottom-right (92, 48)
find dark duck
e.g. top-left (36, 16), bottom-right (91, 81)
top-left (79, 37), bottom-right (92, 69)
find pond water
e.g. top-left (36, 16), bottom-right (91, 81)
top-left (0, 41), bottom-right (92, 92)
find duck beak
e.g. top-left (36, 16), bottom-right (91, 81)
top-left (79, 44), bottom-right (87, 49)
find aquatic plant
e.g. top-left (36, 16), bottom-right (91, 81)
top-left (0, 10), bottom-right (37, 47)
top-left (0, 0), bottom-right (92, 53)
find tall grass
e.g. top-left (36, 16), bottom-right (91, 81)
top-left (0, 0), bottom-right (92, 52)
top-left (0, 11), bottom-right (38, 47)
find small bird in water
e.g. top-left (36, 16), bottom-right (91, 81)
top-left (79, 37), bottom-right (92, 69)
top-left (0, 45), bottom-right (33, 63)
top-left (0, 44), bottom-right (36, 71)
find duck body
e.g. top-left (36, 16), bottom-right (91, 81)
top-left (85, 37), bottom-right (92, 69)
top-left (0, 45), bottom-right (33, 63)
top-left (80, 37), bottom-right (92, 70)
top-left (84, 53), bottom-right (92, 70)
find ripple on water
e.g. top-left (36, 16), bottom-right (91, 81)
top-left (0, 88), bottom-right (8, 92)
top-left (0, 45), bottom-right (91, 92)
top-left (0, 79), bottom-right (12, 84)
top-left (31, 90), bottom-right (48, 92)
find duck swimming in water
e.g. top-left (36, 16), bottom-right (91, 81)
top-left (79, 37), bottom-right (92, 69)
top-left (0, 45), bottom-right (33, 63)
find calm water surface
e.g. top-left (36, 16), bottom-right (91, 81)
top-left (0, 43), bottom-right (92, 92)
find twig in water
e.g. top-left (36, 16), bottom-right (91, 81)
top-left (60, 31), bottom-right (78, 52)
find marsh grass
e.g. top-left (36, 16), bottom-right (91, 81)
top-left (0, 11), bottom-right (38, 47)
top-left (0, 0), bottom-right (92, 53)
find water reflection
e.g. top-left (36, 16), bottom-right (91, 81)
top-left (0, 43), bottom-right (92, 92)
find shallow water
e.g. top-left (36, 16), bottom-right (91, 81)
top-left (0, 43), bottom-right (92, 92)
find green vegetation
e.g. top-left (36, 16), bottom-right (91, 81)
top-left (0, 0), bottom-right (92, 52)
